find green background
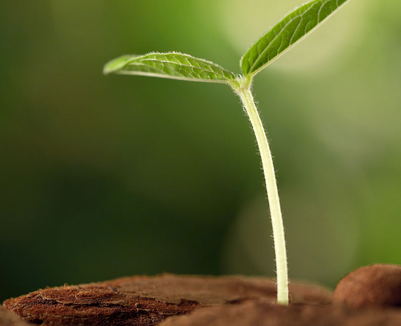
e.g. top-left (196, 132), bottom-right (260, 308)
top-left (1, 0), bottom-right (401, 301)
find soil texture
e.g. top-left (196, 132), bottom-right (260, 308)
top-left (160, 300), bottom-right (401, 326)
top-left (3, 274), bottom-right (331, 326)
top-left (4, 265), bottom-right (401, 326)
top-left (0, 306), bottom-right (33, 326)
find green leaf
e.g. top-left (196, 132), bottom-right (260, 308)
top-left (104, 52), bottom-right (236, 84)
top-left (241, 0), bottom-right (350, 77)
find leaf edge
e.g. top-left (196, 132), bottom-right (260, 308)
top-left (104, 52), bottom-right (237, 85)
top-left (240, 0), bottom-right (351, 77)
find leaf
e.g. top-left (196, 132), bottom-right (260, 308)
top-left (241, 0), bottom-right (350, 77)
top-left (103, 52), bottom-right (236, 84)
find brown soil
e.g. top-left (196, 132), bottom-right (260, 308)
top-left (0, 306), bottom-right (32, 326)
top-left (160, 300), bottom-right (401, 326)
top-left (333, 264), bottom-right (401, 308)
top-left (3, 274), bottom-right (331, 326)
top-left (3, 264), bottom-right (401, 326)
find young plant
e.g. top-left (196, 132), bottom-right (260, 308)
top-left (104, 0), bottom-right (351, 305)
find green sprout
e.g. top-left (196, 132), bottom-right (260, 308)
top-left (104, 0), bottom-right (351, 305)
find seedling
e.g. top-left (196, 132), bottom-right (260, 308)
top-left (104, 0), bottom-right (351, 305)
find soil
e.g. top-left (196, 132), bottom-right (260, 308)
top-left (2, 264), bottom-right (401, 326)
top-left (0, 306), bottom-right (32, 326)
top-left (2, 274), bottom-right (331, 326)
top-left (159, 300), bottom-right (401, 326)
top-left (333, 264), bottom-right (401, 308)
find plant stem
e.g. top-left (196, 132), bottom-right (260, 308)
top-left (232, 77), bottom-right (289, 305)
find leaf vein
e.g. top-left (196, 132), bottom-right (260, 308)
top-left (249, 16), bottom-right (298, 73)
top-left (317, 0), bottom-right (331, 23)
top-left (289, 17), bottom-right (303, 45)
top-left (140, 58), bottom-right (230, 79)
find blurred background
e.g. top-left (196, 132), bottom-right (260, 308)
top-left (1, 0), bottom-right (401, 301)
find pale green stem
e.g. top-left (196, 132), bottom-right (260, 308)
top-left (231, 77), bottom-right (289, 305)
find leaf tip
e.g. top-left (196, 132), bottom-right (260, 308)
top-left (103, 55), bottom-right (133, 75)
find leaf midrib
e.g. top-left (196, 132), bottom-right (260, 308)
top-left (250, 1), bottom-right (320, 71)
top-left (248, 0), bottom-right (334, 75)
top-left (137, 57), bottom-right (233, 79)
